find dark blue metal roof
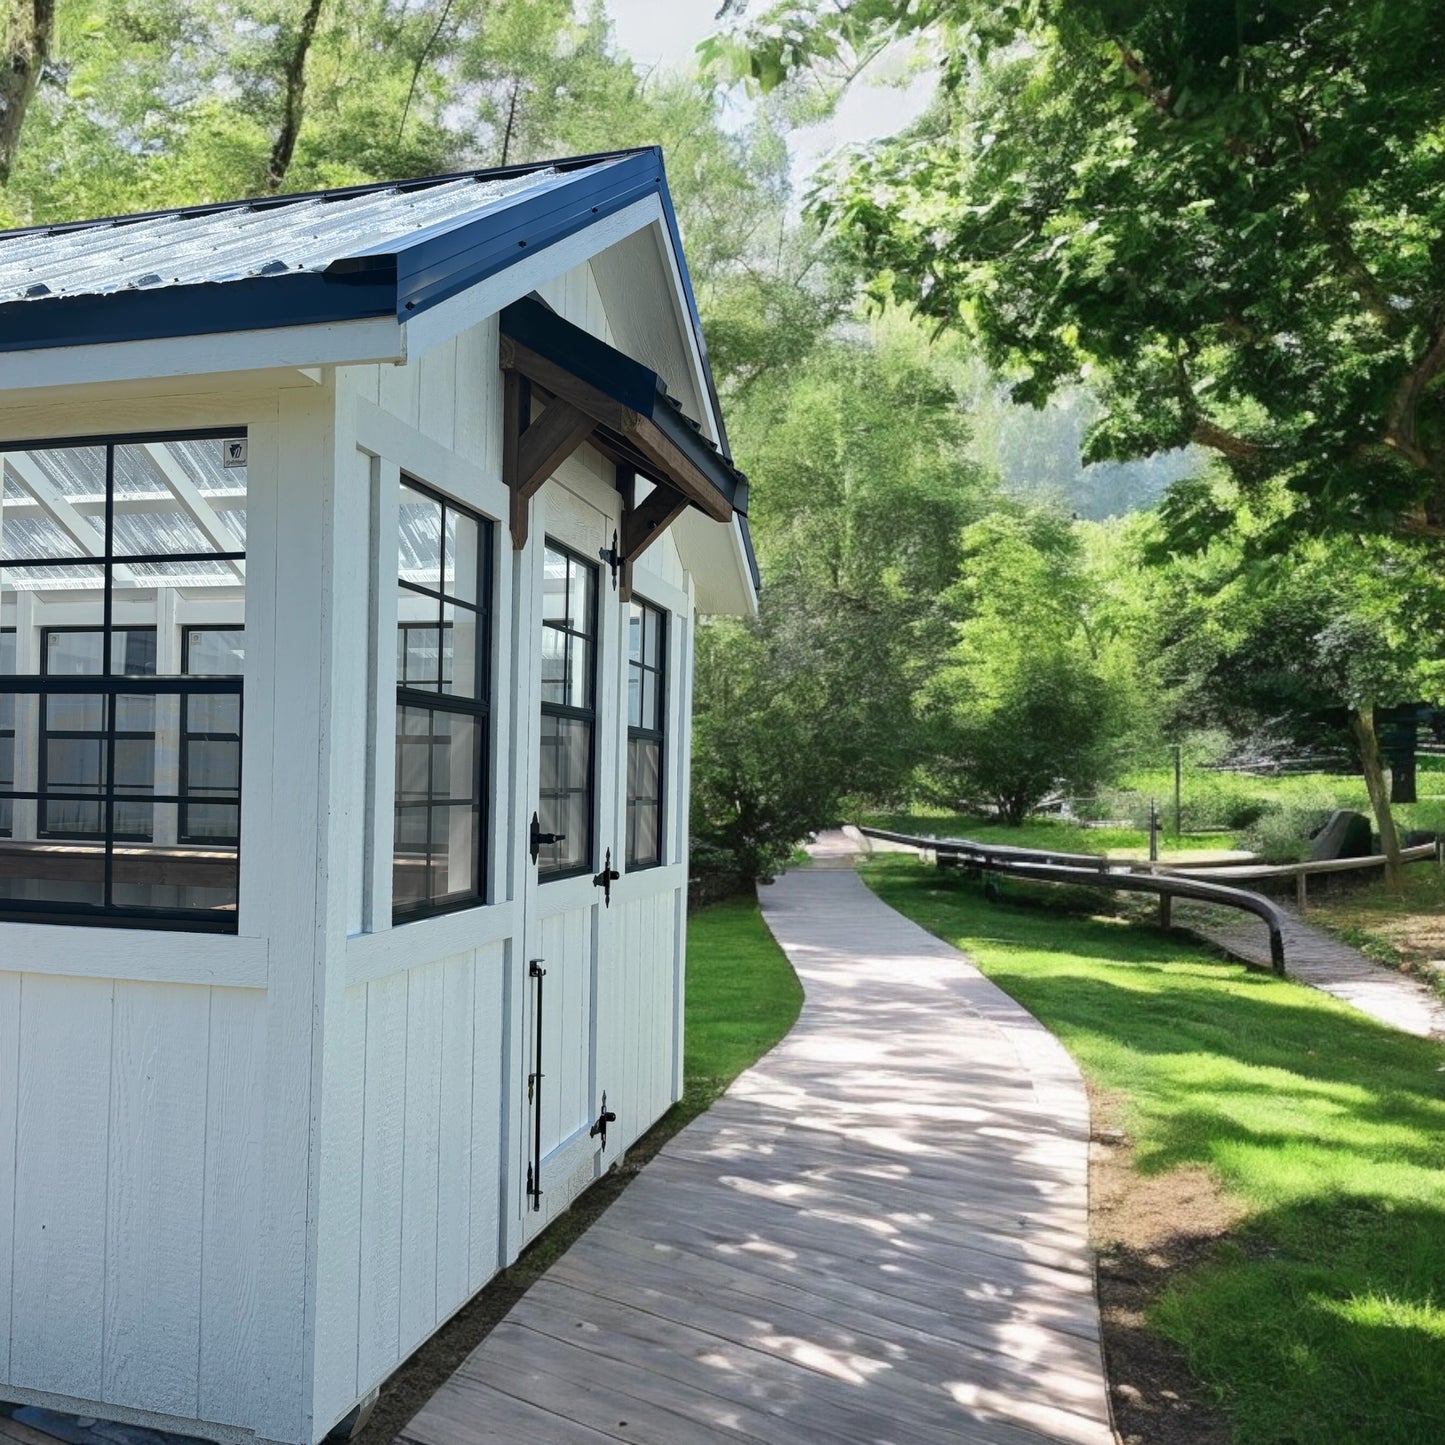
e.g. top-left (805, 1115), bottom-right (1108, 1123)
top-left (0, 148), bottom-right (730, 454)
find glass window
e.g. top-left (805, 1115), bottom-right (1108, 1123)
top-left (181, 627), bottom-right (243, 845)
top-left (538, 544), bottom-right (597, 877)
top-left (625, 599), bottom-right (667, 869)
top-left (0, 432), bottom-right (246, 928)
top-left (0, 630), bottom-right (13, 838)
top-left (392, 479), bottom-right (491, 920)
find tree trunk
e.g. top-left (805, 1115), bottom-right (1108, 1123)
top-left (0, 0), bottom-right (54, 187)
top-left (1352, 705), bottom-right (1404, 891)
top-left (266, 0), bottom-right (326, 192)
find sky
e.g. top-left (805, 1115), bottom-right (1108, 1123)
top-left (603, 0), bottom-right (935, 192)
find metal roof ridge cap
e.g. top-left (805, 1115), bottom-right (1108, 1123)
top-left (0, 148), bottom-right (658, 245)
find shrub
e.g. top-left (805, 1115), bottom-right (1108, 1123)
top-left (1242, 791), bottom-right (1338, 863)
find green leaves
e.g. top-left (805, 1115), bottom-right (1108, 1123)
top-left (749, 0), bottom-right (1445, 539)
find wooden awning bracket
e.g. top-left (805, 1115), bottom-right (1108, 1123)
top-left (500, 333), bottom-right (733, 555)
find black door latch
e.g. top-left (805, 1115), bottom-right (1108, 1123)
top-left (589, 1091), bottom-right (618, 1149)
top-left (592, 846), bottom-right (620, 905)
top-left (530, 810), bottom-right (565, 866)
top-left (599, 529), bottom-right (622, 589)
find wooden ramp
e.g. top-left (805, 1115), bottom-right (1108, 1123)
top-left (397, 844), bottom-right (1113, 1445)
top-left (1179, 902), bottom-right (1445, 1039)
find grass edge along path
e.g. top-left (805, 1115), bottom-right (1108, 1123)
top-left (860, 854), bottom-right (1445, 1445)
top-left (354, 893), bottom-right (802, 1445)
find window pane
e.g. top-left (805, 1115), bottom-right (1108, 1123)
top-left (627, 737), bottom-right (663, 869)
top-left (538, 713), bottom-right (590, 875)
top-left (540, 625), bottom-right (567, 705)
top-left (186, 628), bottom-right (244, 676)
top-left (399, 483), bottom-right (442, 592)
top-left (392, 704), bottom-right (484, 915)
top-left (542, 548), bottom-right (570, 622)
top-left (428, 803), bottom-right (479, 903)
top-left (444, 509), bottom-right (482, 606)
top-left (186, 693), bottom-right (240, 734)
top-left (1, 447), bottom-right (106, 565)
top-left (442, 604), bottom-right (480, 699)
top-left (628, 604), bottom-right (642, 664)
top-left (564, 637), bottom-right (591, 710)
top-left (46, 631), bottom-right (104, 675)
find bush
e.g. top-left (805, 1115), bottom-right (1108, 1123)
top-left (1242, 791), bottom-right (1338, 863)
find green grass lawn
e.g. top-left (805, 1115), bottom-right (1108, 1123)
top-left (682, 893), bottom-right (803, 1124)
top-left (862, 854), bottom-right (1445, 1444)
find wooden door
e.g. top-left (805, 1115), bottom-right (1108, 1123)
top-left (517, 496), bottom-right (620, 1241)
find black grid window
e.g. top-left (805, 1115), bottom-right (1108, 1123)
top-left (181, 627), bottom-right (243, 845)
top-left (0, 629), bottom-right (13, 838)
top-left (393, 478), bottom-right (491, 920)
top-left (538, 542), bottom-right (598, 878)
top-left (625, 599), bottom-right (667, 869)
top-left (41, 627), bottom-right (157, 840)
top-left (0, 429), bottom-right (246, 930)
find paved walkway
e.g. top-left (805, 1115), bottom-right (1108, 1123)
top-left (1179, 903), bottom-right (1445, 1039)
top-left (398, 840), bottom-right (1113, 1445)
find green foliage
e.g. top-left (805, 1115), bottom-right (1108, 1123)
top-left (691, 318), bottom-right (995, 877)
top-left (863, 853), bottom-right (1445, 1444)
top-left (1241, 792), bottom-right (1341, 864)
top-left (732, 0), bottom-right (1445, 540)
top-left (920, 504), bottom-right (1147, 823)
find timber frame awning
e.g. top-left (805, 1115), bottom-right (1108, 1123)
top-left (499, 295), bottom-right (751, 600)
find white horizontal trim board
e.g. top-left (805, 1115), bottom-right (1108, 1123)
top-left (0, 317), bottom-right (405, 392)
top-left (0, 932), bottom-right (268, 988)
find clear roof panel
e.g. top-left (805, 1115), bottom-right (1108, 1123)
top-left (0, 163), bottom-right (612, 305)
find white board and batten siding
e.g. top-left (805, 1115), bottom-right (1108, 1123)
top-left (1, 239), bottom-right (706, 1445)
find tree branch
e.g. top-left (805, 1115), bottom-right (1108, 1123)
top-left (397, 0), bottom-right (456, 141)
top-left (0, 0), bottom-right (54, 187)
top-left (267, 0), bottom-right (326, 193)
top-left (1384, 324), bottom-right (1445, 472)
top-left (1191, 419), bottom-right (1267, 461)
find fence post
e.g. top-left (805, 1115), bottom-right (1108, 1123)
top-left (1296, 869), bottom-right (1308, 913)
top-left (1174, 743), bottom-right (1183, 838)
top-left (1159, 893), bottom-right (1172, 929)
top-left (1148, 798), bottom-right (1159, 863)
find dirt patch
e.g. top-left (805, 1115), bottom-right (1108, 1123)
top-left (1087, 1086), bottom-right (1244, 1445)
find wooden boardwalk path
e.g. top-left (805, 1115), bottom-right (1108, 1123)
top-left (397, 838), bottom-right (1113, 1445)
top-left (1178, 903), bottom-right (1445, 1039)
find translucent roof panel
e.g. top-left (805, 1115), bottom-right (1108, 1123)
top-left (0, 163), bottom-right (596, 305)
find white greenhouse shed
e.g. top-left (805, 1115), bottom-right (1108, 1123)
top-left (0, 150), bottom-right (756, 1445)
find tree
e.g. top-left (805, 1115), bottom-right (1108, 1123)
top-left (722, 0), bottom-right (1445, 543)
top-left (0, 0), bottom-right (53, 184)
top-left (920, 506), bottom-right (1140, 823)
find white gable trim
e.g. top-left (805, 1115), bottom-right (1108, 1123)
top-left (399, 196), bottom-right (658, 359)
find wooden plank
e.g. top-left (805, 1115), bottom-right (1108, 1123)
top-left (10, 974), bottom-right (112, 1399)
top-left (359, 972), bottom-right (408, 1389)
top-left (103, 982), bottom-right (209, 1414)
top-left (435, 953), bottom-right (475, 1321)
top-left (0, 972), bottom-right (19, 1388)
top-left (200, 987), bottom-right (265, 1427)
top-left (511, 399), bottom-right (596, 503)
top-left (400, 965), bottom-right (445, 1354)
top-left (393, 847), bottom-right (1113, 1445)
top-left (467, 945), bottom-right (505, 1293)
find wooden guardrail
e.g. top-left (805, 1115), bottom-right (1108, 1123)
top-left (1156, 840), bottom-right (1440, 912)
top-left (857, 826), bottom-right (1292, 974)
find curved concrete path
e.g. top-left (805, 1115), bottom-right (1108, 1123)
top-left (398, 835), bottom-right (1112, 1445)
